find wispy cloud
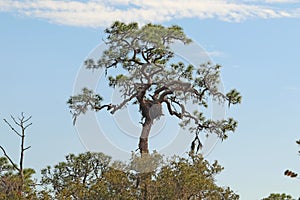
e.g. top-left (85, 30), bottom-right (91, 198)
top-left (244, 0), bottom-right (300, 3)
top-left (0, 0), bottom-right (300, 27)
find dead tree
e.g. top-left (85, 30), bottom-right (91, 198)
top-left (0, 113), bottom-right (32, 194)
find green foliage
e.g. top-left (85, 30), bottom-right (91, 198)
top-left (226, 89), bottom-right (242, 108)
top-left (41, 152), bottom-right (111, 198)
top-left (262, 193), bottom-right (294, 200)
top-left (67, 88), bottom-right (103, 124)
top-left (40, 151), bottom-right (239, 200)
top-left (68, 21), bottom-right (242, 153)
top-left (148, 154), bottom-right (239, 199)
top-left (0, 114), bottom-right (40, 199)
top-left (0, 156), bottom-right (14, 174)
top-left (0, 157), bottom-right (38, 200)
top-left (129, 150), bottom-right (163, 173)
top-left (0, 151), bottom-right (239, 199)
top-left (108, 74), bottom-right (128, 88)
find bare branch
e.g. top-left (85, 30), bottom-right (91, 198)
top-left (197, 88), bottom-right (209, 101)
top-left (141, 64), bottom-right (151, 84)
top-left (153, 54), bottom-right (163, 63)
top-left (127, 55), bottom-right (145, 66)
top-left (3, 119), bottom-right (21, 137)
top-left (74, 91), bottom-right (138, 118)
top-left (24, 123), bottom-right (32, 130)
top-left (95, 104), bottom-right (113, 111)
top-left (24, 146), bottom-right (31, 151)
top-left (182, 111), bottom-right (200, 125)
top-left (12, 115), bottom-right (21, 126)
top-left (158, 90), bottom-right (173, 102)
top-left (152, 86), bottom-right (168, 100)
top-left (141, 50), bottom-right (149, 63)
top-left (162, 99), bottom-right (183, 119)
top-left (148, 67), bottom-right (163, 78)
top-left (141, 48), bottom-right (154, 63)
top-left (111, 92), bottom-right (138, 114)
top-left (0, 146), bottom-right (20, 171)
top-left (23, 115), bottom-right (32, 124)
top-left (171, 98), bottom-right (186, 113)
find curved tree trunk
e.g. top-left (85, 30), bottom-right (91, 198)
top-left (137, 87), bottom-right (153, 155)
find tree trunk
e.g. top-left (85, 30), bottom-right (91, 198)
top-left (20, 130), bottom-right (25, 182)
top-left (139, 118), bottom-right (153, 154)
top-left (18, 122), bottom-right (25, 196)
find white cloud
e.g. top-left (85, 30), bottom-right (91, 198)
top-left (245, 0), bottom-right (300, 3)
top-left (0, 0), bottom-right (300, 27)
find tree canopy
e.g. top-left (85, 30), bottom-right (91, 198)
top-left (0, 156), bottom-right (37, 200)
top-left (0, 151), bottom-right (240, 199)
top-left (261, 193), bottom-right (294, 200)
top-left (40, 151), bottom-right (239, 200)
top-left (68, 21), bottom-right (241, 154)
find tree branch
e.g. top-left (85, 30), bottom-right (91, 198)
top-left (3, 119), bottom-right (21, 137)
top-left (152, 86), bottom-right (168, 100)
top-left (24, 123), bottom-right (32, 130)
top-left (94, 104), bottom-right (113, 111)
top-left (0, 146), bottom-right (20, 171)
top-left (22, 115), bottom-right (32, 124)
top-left (148, 67), bottom-right (163, 78)
top-left (24, 146), bottom-right (31, 151)
top-left (111, 92), bottom-right (138, 114)
top-left (140, 64), bottom-right (151, 84)
top-left (158, 90), bottom-right (173, 102)
top-left (182, 111), bottom-right (200, 125)
top-left (162, 99), bottom-right (183, 119)
top-left (197, 88), bottom-right (209, 101)
top-left (93, 92), bottom-right (139, 115)
top-left (11, 115), bottom-right (21, 126)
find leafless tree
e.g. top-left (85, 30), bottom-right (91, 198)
top-left (0, 112), bottom-right (32, 192)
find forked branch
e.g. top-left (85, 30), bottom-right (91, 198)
top-left (1, 113), bottom-right (33, 185)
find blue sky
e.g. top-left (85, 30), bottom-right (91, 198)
top-left (1, 0), bottom-right (300, 199)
